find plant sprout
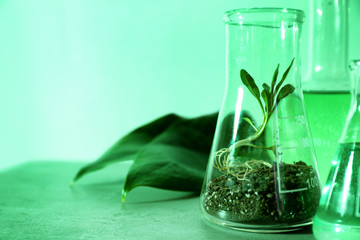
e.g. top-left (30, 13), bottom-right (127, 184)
top-left (214, 58), bottom-right (295, 177)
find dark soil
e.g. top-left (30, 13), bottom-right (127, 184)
top-left (203, 161), bottom-right (321, 225)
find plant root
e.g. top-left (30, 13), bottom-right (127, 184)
top-left (213, 150), bottom-right (273, 181)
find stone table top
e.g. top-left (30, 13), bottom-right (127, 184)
top-left (0, 161), bottom-right (315, 240)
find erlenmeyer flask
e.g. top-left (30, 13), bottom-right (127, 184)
top-left (302, 0), bottom-right (350, 185)
top-left (200, 8), bottom-right (321, 232)
top-left (312, 60), bottom-right (360, 239)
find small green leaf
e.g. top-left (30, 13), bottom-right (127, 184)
top-left (270, 64), bottom-right (280, 96)
top-left (276, 84), bottom-right (295, 105)
top-left (72, 114), bottom-right (182, 183)
top-left (275, 58), bottom-right (295, 94)
top-left (240, 69), bottom-right (260, 100)
top-left (243, 117), bottom-right (257, 131)
top-left (261, 89), bottom-right (271, 113)
top-left (262, 83), bottom-right (270, 93)
top-left (122, 113), bottom-right (218, 201)
top-left (217, 112), bottom-right (256, 150)
top-left (233, 112), bottom-right (271, 161)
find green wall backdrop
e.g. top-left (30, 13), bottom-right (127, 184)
top-left (0, 0), bottom-right (359, 170)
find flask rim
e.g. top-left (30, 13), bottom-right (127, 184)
top-left (224, 8), bottom-right (305, 26)
top-left (349, 59), bottom-right (360, 71)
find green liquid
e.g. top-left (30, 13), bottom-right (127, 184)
top-left (313, 142), bottom-right (360, 240)
top-left (303, 92), bottom-right (351, 185)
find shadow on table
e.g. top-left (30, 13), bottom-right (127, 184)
top-left (199, 217), bottom-right (315, 240)
top-left (122, 186), bottom-right (199, 204)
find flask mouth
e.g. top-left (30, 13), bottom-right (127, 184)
top-left (349, 60), bottom-right (360, 71)
top-left (224, 8), bottom-right (305, 27)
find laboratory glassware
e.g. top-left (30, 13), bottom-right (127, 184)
top-left (302, 0), bottom-right (350, 184)
top-left (200, 8), bottom-right (321, 232)
top-left (313, 60), bottom-right (360, 239)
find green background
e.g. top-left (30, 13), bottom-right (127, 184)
top-left (0, 0), bottom-right (359, 170)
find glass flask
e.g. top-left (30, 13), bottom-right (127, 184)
top-left (302, 0), bottom-right (350, 185)
top-left (200, 8), bottom-right (321, 232)
top-left (312, 60), bottom-right (360, 239)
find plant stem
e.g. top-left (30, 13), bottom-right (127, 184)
top-left (229, 119), bottom-right (266, 151)
top-left (229, 99), bottom-right (268, 152)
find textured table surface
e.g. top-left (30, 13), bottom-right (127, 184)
top-left (0, 161), bottom-right (315, 240)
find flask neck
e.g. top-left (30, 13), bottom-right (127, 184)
top-left (303, 0), bottom-right (349, 92)
top-left (351, 70), bottom-right (360, 112)
top-left (349, 61), bottom-right (360, 114)
top-left (340, 61), bottom-right (360, 143)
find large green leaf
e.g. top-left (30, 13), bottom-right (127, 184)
top-left (240, 69), bottom-right (260, 100)
top-left (275, 84), bottom-right (295, 107)
top-left (72, 114), bottom-right (182, 183)
top-left (121, 113), bottom-right (218, 201)
top-left (275, 58), bottom-right (295, 94)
